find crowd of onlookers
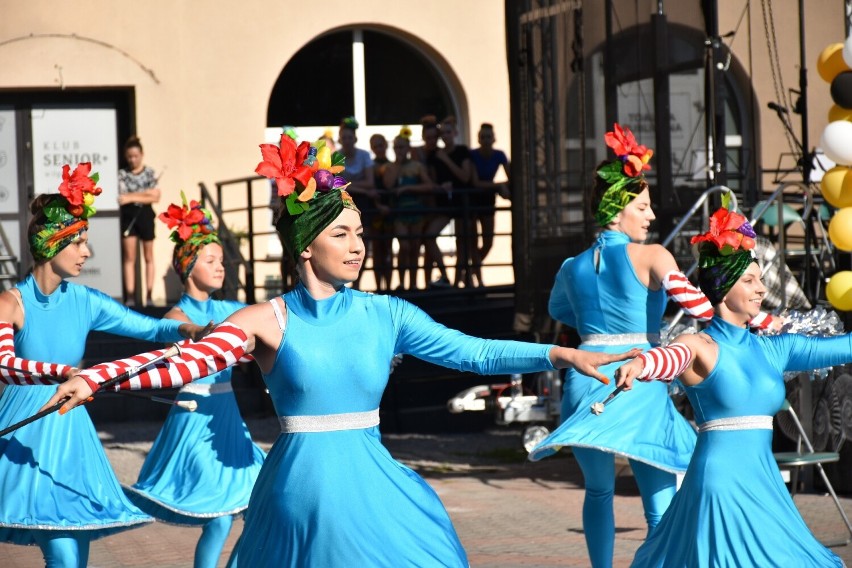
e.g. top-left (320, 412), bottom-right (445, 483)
top-left (272, 115), bottom-right (511, 292)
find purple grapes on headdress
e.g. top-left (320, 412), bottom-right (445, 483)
top-left (737, 220), bottom-right (756, 239)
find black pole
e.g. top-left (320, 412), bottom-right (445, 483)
top-left (604, 0), bottom-right (616, 128)
top-left (798, 0), bottom-right (814, 303)
top-left (652, 6), bottom-right (674, 235)
top-left (703, 0), bottom-right (727, 187)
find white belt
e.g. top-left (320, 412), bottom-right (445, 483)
top-left (180, 382), bottom-right (233, 396)
top-left (698, 415), bottom-right (773, 433)
top-left (279, 409), bottom-right (380, 433)
top-left (580, 333), bottom-right (660, 346)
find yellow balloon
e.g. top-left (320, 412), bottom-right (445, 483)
top-left (818, 43), bottom-right (850, 83)
top-left (829, 104), bottom-right (852, 122)
top-left (829, 207), bottom-right (852, 250)
top-left (826, 270), bottom-right (852, 311)
top-left (821, 166), bottom-right (852, 208)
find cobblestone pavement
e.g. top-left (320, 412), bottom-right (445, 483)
top-left (1, 417), bottom-right (850, 567)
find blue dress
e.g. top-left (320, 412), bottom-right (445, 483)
top-left (528, 231), bottom-right (696, 472)
top-left (632, 318), bottom-right (848, 567)
top-left (0, 275), bottom-right (184, 545)
top-left (230, 283), bottom-right (558, 567)
top-left (125, 294), bottom-right (266, 525)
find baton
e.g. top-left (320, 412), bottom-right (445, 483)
top-left (0, 344), bottom-right (182, 437)
top-left (590, 384), bottom-right (626, 416)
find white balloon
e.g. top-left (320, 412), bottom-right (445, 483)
top-left (820, 121), bottom-right (852, 165)
top-left (843, 36), bottom-right (852, 69)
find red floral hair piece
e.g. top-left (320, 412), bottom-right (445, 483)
top-left (256, 134), bottom-right (315, 198)
top-left (603, 123), bottom-right (653, 177)
top-left (690, 207), bottom-right (757, 256)
top-left (57, 162), bottom-right (103, 218)
top-left (158, 191), bottom-right (214, 243)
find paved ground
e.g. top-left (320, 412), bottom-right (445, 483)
top-left (1, 417), bottom-right (851, 567)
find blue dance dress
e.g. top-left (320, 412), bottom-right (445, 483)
top-left (0, 275), bottom-right (184, 545)
top-left (125, 294), bottom-right (266, 525)
top-left (528, 231), bottom-right (696, 472)
top-left (229, 283), bottom-right (559, 567)
top-left (631, 318), bottom-right (848, 567)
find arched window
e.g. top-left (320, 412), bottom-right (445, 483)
top-left (266, 29), bottom-right (459, 147)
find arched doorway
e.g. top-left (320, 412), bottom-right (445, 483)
top-left (265, 27), bottom-right (468, 153)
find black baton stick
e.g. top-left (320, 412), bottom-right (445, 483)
top-left (0, 344), bottom-right (182, 437)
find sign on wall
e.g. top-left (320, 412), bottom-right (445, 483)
top-left (31, 107), bottom-right (119, 211)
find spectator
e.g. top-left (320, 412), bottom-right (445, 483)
top-left (118, 135), bottom-right (160, 307)
top-left (384, 130), bottom-right (436, 290)
top-left (337, 117), bottom-right (379, 290)
top-left (413, 115), bottom-right (451, 287)
top-left (430, 116), bottom-right (473, 287)
top-left (369, 133), bottom-right (394, 292)
top-left (469, 123), bottom-right (510, 287)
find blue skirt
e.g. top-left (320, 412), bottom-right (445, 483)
top-left (125, 390), bottom-right (265, 525)
top-left (528, 346), bottom-right (696, 473)
top-left (0, 385), bottom-right (151, 545)
top-left (231, 425), bottom-right (468, 567)
top-left (632, 428), bottom-right (843, 566)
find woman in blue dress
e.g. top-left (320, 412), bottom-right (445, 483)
top-left (614, 205), bottom-right (845, 566)
top-left (123, 195), bottom-right (265, 568)
top-left (527, 124), bottom-right (776, 568)
top-left (0, 163), bottom-right (205, 568)
top-left (50, 136), bottom-right (636, 567)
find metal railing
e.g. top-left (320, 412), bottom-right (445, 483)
top-left (197, 177), bottom-right (514, 303)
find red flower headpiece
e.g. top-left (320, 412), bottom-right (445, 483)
top-left (691, 207), bottom-right (757, 256)
top-left (158, 191), bottom-right (216, 243)
top-left (255, 133), bottom-right (349, 216)
top-left (54, 162), bottom-right (102, 219)
top-left (603, 123), bottom-right (653, 177)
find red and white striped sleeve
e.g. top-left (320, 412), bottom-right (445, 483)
top-left (747, 311), bottom-right (775, 330)
top-left (661, 271), bottom-right (714, 321)
top-left (77, 323), bottom-right (249, 392)
top-left (636, 343), bottom-right (693, 383)
top-left (0, 322), bottom-right (73, 385)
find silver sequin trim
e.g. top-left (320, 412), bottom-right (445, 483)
top-left (580, 333), bottom-right (660, 346)
top-left (698, 415), bottom-right (773, 433)
top-left (180, 382), bottom-right (233, 395)
top-left (279, 409), bottom-right (380, 433)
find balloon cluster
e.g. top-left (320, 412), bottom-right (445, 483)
top-left (817, 40), bottom-right (852, 311)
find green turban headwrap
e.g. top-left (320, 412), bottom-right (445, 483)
top-left (275, 187), bottom-right (360, 264)
top-left (692, 206), bottom-right (758, 305)
top-left (696, 244), bottom-right (756, 305)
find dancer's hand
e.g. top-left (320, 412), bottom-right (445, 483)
top-left (613, 357), bottom-right (645, 391)
top-left (179, 321), bottom-right (215, 341)
top-left (550, 347), bottom-right (641, 384)
top-left (40, 375), bottom-right (94, 414)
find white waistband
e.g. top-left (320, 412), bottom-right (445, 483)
top-left (698, 415), bottom-right (773, 433)
top-left (580, 333), bottom-right (660, 346)
top-left (180, 382), bottom-right (233, 396)
top-left (279, 409), bottom-right (380, 433)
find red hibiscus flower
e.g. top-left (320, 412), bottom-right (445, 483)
top-left (58, 162), bottom-right (102, 206)
top-left (691, 208), bottom-right (756, 254)
top-left (604, 124), bottom-right (653, 177)
top-left (255, 134), bottom-right (315, 197)
top-left (158, 200), bottom-right (205, 241)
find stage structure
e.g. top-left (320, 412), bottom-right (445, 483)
top-left (505, 0), bottom-right (812, 335)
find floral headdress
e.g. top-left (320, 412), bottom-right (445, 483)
top-left (594, 123), bottom-right (654, 227)
top-left (158, 191), bottom-right (220, 282)
top-left (691, 198), bottom-right (758, 304)
top-left (30, 162), bottom-right (102, 261)
top-left (399, 125), bottom-right (413, 139)
top-left (255, 134), bottom-right (359, 264)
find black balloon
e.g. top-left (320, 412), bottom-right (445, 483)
top-left (831, 71), bottom-right (852, 109)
